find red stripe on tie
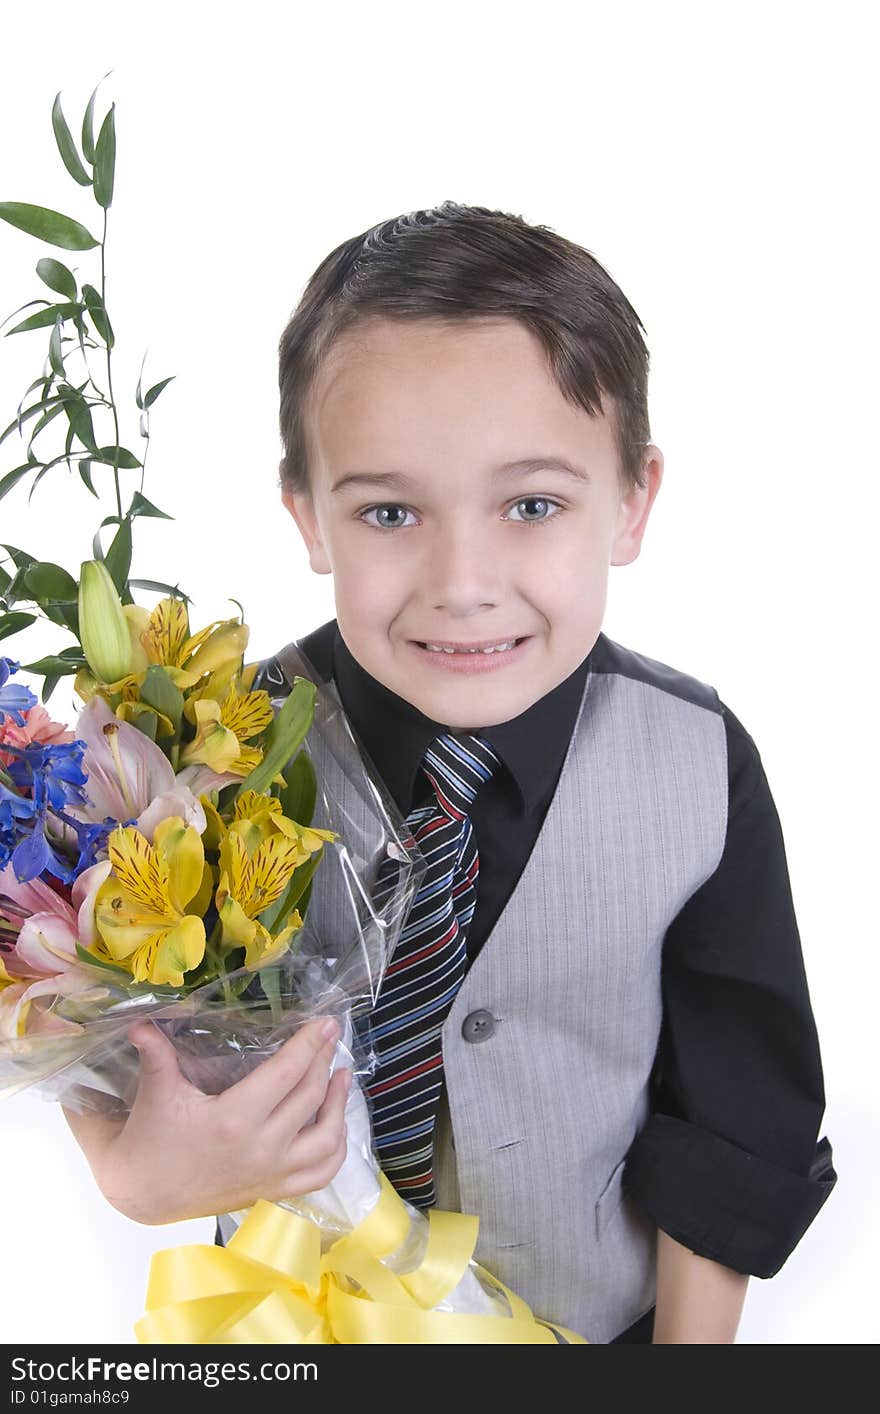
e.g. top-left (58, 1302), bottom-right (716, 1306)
top-left (384, 920), bottom-right (458, 976)
top-left (365, 1053), bottom-right (443, 1098)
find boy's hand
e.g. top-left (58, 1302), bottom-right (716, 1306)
top-left (61, 1016), bottom-right (351, 1225)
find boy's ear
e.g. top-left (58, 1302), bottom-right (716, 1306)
top-left (610, 444), bottom-right (664, 567)
top-left (281, 488), bottom-right (332, 575)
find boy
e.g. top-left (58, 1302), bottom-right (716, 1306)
top-left (66, 202), bottom-right (836, 1343)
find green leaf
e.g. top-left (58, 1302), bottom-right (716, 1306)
top-left (74, 942), bottom-right (132, 980)
top-left (140, 665), bottom-right (184, 734)
top-left (92, 445), bottom-right (142, 469)
top-left (18, 654), bottom-right (79, 676)
top-left (277, 749), bottom-right (318, 829)
top-left (52, 93), bottom-right (92, 186)
top-left (257, 848), bottom-right (322, 935)
top-left (81, 283), bottom-right (114, 348)
top-left (24, 561), bottom-right (79, 602)
top-left (37, 257), bottom-right (77, 300)
top-left (0, 612), bottom-right (37, 642)
top-left (0, 464), bottom-right (34, 502)
top-left (128, 578), bottom-right (193, 604)
top-left (27, 401), bottom-right (65, 457)
top-left (93, 104), bottom-right (116, 209)
top-left (256, 964), bottom-right (284, 1024)
top-left (81, 75), bottom-right (113, 166)
top-left (40, 673), bottom-right (62, 705)
top-left (0, 394), bottom-right (67, 448)
top-left (144, 376), bottom-right (175, 409)
top-left (61, 391), bottom-right (98, 452)
top-left (5, 302), bottom-right (83, 336)
top-left (0, 202), bottom-right (98, 250)
top-left (0, 544), bottom-right (37, 572)
top-left (104, 517), bottom-right (132, 594)
top-left (48, 315), bottom-right (65, 377)
top-left (231, 678), bottom-right (317, 801)
top-left (27, 450), bottom-right (87, 505)
top-left (128, 490), bottom-right (174, 521)
top-left (78, 458), bottom-right (98, 498)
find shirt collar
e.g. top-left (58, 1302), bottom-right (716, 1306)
top-left (329, 623), bottom-right (593, 817)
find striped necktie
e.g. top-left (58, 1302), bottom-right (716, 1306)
top-left (363, 730), bottom-right (502, 1208)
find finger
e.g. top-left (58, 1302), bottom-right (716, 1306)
top-left (128, 1022), bottom-right (191, 1108)
top-left (271, 1066), bottom-right (352, 1160)
top-left (277, 1131), bottom-right (350, 1201)
top-left (226, 1017), bottom-right (340, 1120)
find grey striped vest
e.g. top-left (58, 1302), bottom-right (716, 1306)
top-left (218, 632), bottom-right (727, 1343)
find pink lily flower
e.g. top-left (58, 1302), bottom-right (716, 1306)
top-left (0, 858), bottom-right (113, 1039)
top-left (57, 695), bottom-right (207, 844)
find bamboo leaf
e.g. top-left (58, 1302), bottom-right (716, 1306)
top-left (51, 93), bottom-right (92, 186)
top-left (82, 283), bottom-right (114, 348)
top-left (128, 491), bottom-right (174, 520)
top-left (81, 77), bottom-right (111, 166)
top-left (5, 302), bottom-right (83, 336)
top-left (78, 459), bottom-right (98, 498)
top-left (0, 464), bottom-right (34, 502)
top-left (104, 518), bottom-right (132, 594)
top-left (26, 400), bottom-right (65, 457)
top-left (48, 315), bottom-right (65, 376)
top-left (0, 202), bottom-right (98, 250)
top-left (0, 545), bottom-right (37, 572)
top-left (18, 654), bottom-right (80, 676)
top-left (128, 578), bottom-right (193, 604)
top-left (92, 445), bottom-right (141, 469)
top-left (40, 673), bottom-right (62, 705)
top-left (93, 104), bottom-right (116, 209)
top-left (36, 257), bottom-right (77, 300)
top-left (144, 375), bottom-right (175, 409)
top-left (0, 612), bottom-right (37, 642)
top-left (61, 391), bottom-right (98, 452)
top-left (0, 395), bottom-right (67, 448)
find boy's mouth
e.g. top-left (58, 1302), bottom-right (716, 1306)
top-left (409, 636), bottom-right (532, 672)
top-left (412, 636), bottom-right (529, 654)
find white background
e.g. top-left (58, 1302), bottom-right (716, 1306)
top-left (0, 0), bottom-right (875, 1346)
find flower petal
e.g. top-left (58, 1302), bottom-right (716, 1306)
top-left (152, 816), bottom-right (205, 912)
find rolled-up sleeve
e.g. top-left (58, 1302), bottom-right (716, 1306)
top-left (622, 701), bottom-right (837, 1278)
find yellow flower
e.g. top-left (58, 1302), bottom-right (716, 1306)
top-left (90, 816), bottom-right (208, 986)
top-left (214, 830), bottom-right (307, 970)
top-left (75, 598), bottom-right (252, 711)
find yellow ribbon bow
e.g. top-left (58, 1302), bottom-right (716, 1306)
top-left (135, 1171), bottom-right (587, 1344)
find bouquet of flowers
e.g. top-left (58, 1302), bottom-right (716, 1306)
top-left (0, 78), bottom-right (586, 1344)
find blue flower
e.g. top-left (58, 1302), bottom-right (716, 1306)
top-left (0, 738), bottom-right (90, 884)
top-left (0, 657), bottom-right (38, 728)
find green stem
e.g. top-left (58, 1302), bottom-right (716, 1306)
top-left (100, 204), bottom-right (122, 522)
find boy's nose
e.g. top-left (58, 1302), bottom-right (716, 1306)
top-left (424, 523), bottom-right (505, 608)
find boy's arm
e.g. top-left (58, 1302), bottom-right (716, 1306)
top-left (653, 1228), bottom-right (749, 1343)
top-left (622, 703), bottom-right (837, 1300)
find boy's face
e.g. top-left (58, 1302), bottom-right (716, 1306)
top-left (283, 316), bottom-right (663, 730)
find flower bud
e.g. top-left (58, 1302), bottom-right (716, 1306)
top-left (78, 560), bottom-right (133, 685)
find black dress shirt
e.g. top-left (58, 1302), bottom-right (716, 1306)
top-left (253, 617), bottom-right (837, 1341)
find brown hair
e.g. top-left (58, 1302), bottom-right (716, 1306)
top-left (277, 201), bottom-right (652, 499)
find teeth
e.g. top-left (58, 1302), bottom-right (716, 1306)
top-left (423, 640), bottom-right (518, 655)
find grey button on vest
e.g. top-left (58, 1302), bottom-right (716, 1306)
top-left (462, 1009), bottom-right (496, 1042)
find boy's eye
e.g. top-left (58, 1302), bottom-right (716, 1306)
top-left (506, 496), bottom-right (563, 526)
top-left (359, 504), bottom-right (415, 531)
top-left (357, 497), bottom-right (564, 531)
